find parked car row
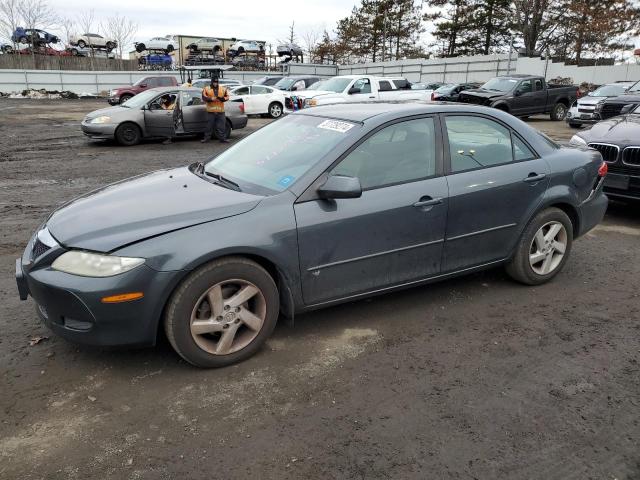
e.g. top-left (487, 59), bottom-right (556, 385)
top-left (566, 81), bottom-right (638, 127)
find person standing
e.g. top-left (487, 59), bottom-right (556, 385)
top-left (201, 76), bottom-right (230, 143)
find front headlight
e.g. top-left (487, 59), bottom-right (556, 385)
top-left (52, 251), bottom-right (144, 277)
top-left (309, 99), bottom-right (317, 106)
top-left (90, 116), bottom-right (112, 124)
top-left (569, 135), bottom-right (587, 147)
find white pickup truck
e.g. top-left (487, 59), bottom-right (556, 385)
top-left (286, 75), bottom-right (431, 110)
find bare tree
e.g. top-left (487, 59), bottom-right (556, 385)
top-left (76, 9), bottom-right (95, 64)
top-left (0, 0), bottom-right (21, 46)
top-left (102, 13), bottom-right (138, 59)
top-left (301, 27), bottom-right (321, 62)
top-left (59, 16), bottom-right (75, 45)
top-left (17, 0), bottom-right (56, 35)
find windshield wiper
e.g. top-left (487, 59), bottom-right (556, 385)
top-left (205, 171), bottom-right (241, 191)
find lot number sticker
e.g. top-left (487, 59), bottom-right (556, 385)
top-left (317, 120), bottom-right (355, 133)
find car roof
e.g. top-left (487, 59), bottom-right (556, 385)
top-left (294, 102), bottom-right (513, 123)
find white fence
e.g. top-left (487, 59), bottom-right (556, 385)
top-left (337, 54), bottom-right (518, 83)
top-left (1, 55), bottom-right (638, 95)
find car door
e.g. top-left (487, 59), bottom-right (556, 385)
top-left (143, 92), bottom-right (178, 137)
top-left (441, 114), bottom-right (550, 272)
top-left (511, 79), bottom-right (534, 115)
top-left (294, 117), bottom-right (448, 305)
top-left (231, 86), bottom-right (253, 113)
top-left (348, 77), bottom-right (376, 102)
top-left (180, 90), bottom-right (207, 132)
top-left (249, 86), bottom-right (272, 114)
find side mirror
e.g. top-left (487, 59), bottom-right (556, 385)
top-left (620, 104), bottom-right (634, 115)
top-left (514, 89), bottom-right (522, 97)
top-left (348, 86), bottom-right (361, 95)
top-left (317, 175), bottom-right (362, 200)
top-left (139, 83), bottom-right (148, 88)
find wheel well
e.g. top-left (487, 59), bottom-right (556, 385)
top-left (549, 202), bottom-right (579, 236)
top-left (556, 98), bottom-right (570, 107)
top-left (156, 253), bottom-right (292, 343)
top-left (493, 103), bottom-right (509, 112)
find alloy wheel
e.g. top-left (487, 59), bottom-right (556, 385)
top-left (529, 221), bottom-right (567, 275)
top-left (190, 279), bottom-right (266, 355)
top-left (270, 104), bottom-right (282, 118)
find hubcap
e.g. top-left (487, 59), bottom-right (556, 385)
top-left (557, 105), bottom-right (566, 118)
top-left (271, 105), bottom-right (281, 117)
top-left (529, 221), bottom-right (567, 275)
top-left (190, 279), bottom-right (266, 355)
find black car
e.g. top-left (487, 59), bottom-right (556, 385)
top-left (432, 83), bottom-right (481, 102)
top-left (594, 81), bottom-right (640, 120)
top-left (570, 105), bottom-right (640, 200)
top-left (411, 82), bottom-right (444, 91)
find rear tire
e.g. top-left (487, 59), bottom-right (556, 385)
top-left (505, 207), bottom-right (573, 285)
top-left (164, 257), bottom-right (280, 368)
top-left (550, 102), bottom-right (568, 121)
top-left (115, 122), bottom-right (141, 146)
top-left (268, 101), bottom-right (283, 118)
top-left (77, 40), bottom-right (86, 48)
top-left (106, 41), bottom-right (115, 50)
top-left (166, 44), bottom-right (174, 53)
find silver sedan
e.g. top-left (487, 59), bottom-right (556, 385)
top-left (81, 87), bottom-right (248, 146)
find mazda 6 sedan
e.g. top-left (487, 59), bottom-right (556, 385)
top-left (16, 103), bottom-right (608, 367)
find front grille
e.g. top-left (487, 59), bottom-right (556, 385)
top-left (608, 163), bottom-right (640, 176)
top-left (32, 239), bottom-right (51, 259)
top-left (578, 108), bottom-right (594, 113)
top-left (600, 103), bottom-right (624, 119)
top-left (622, 147), bottom-right (640, 167)
top-left (588, 143), bottom-right (620, 163)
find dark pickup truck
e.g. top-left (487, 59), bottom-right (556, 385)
top-left (594, 80), bottom-right (640, 120)
top-left (458, 75), bottom-right (578, 121)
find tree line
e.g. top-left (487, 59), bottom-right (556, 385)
top-left (305, 0), bottom-right (640, 64)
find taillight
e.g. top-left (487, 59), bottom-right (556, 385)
top-left (239, 102), bottom-right (244, 113)
top-left (598, 161), bottom-right (608, 177)
top-left (431, 92), bottom-right (435, 101)
top-left (576, 88), bottom-right (582, 99)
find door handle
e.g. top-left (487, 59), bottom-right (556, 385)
top-left (413, 196), bottom-right (443, 208)
top-left (369, 96), bottom-right (375, 99)
top-left (523, 173), bottom-right (546, 183)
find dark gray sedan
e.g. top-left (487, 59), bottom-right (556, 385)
top-left (17, 103), bottom-right (608, 367)
top-left (81, 87), bottom-right (247, 146)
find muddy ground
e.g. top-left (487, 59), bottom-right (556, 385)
top-left (0, 99), bottom-right (639, 480)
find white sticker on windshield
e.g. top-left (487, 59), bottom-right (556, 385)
top-left (317, 119), bottom-right (355, 133)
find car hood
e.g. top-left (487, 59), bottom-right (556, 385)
top-left (606, 93), bottom-right (640, 103)
top-left (460, 88), bottom-right (506, 99)
top-left (577, 96), bottom-right (605, 107)
top-left (579, 114), bottom-right (640, 143)
top-left (84, 105), bottom-right (132, 120)
top-left (46, 167), bottom-right (262, 252)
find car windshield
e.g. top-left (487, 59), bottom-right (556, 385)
top-left (481, 77), bottom-right (519, 92)
top-left (120, 89), bottom-right (160, 108)
top-left (312, 77), bottom-right (352, 93)
top-left (204, 115), bottom-right (360, 194)
top-left (274, 78), bottom-right (297, 90)
top-left (435, 84), bottom-right (456, 93)
top-left (627, 81), bottom-right (640, 93)
top-left (133, 77), bottom-right (150, 87)
top-left (307, 80), bottom-right (327, 91)
top-left (590, 84), bottom-right (629, 96)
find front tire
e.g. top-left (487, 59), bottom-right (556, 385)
top-left (166, 44), bottom-right (174, 53)
top-left (506, 207), bottom-right (573, 285)
top-left (164, 257), bottom-right (280, 368)
top-left (77, 40), bottom-right (86, 48)
top-left (551, 102), bottom-right (568, 121)
top-left (114, 122), bottom-right (141, 146)
top-left (118, 93), bottom-right (133, 104)
top-left (568, 122), bottom-right (581, 129)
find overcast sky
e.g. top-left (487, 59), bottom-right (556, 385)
top-left (53, 0), bottom-right (356, 54)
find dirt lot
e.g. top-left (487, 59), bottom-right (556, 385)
top-left (1, 99), bottom-right (639, 480)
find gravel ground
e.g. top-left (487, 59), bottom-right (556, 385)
top-left (0, 99), bottom-right (639, 480)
